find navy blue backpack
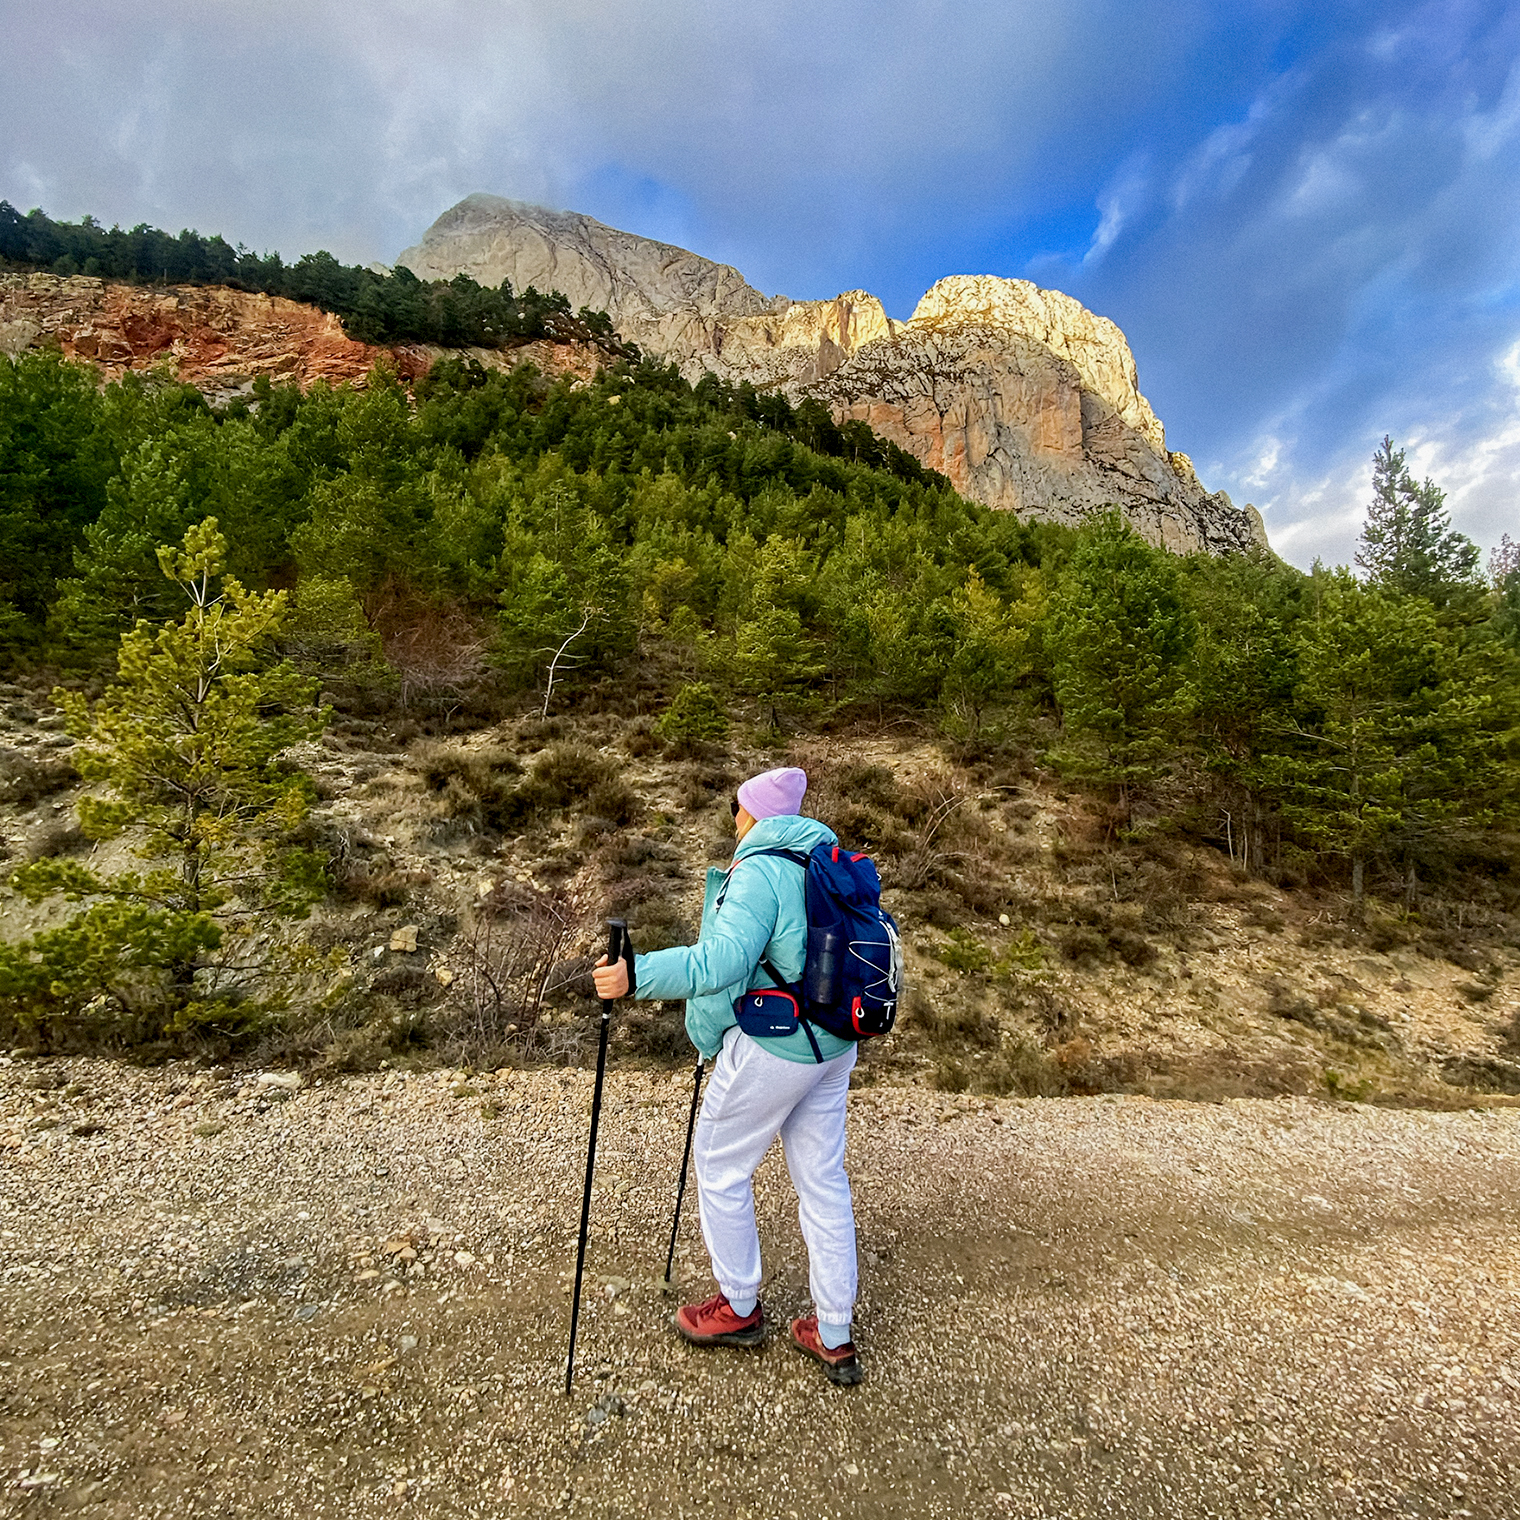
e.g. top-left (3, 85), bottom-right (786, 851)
top-left (729, 843), bottom-right (904, 1062)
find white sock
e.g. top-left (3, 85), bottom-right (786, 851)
top-left (727, 1293), bottom-right (757, 1318)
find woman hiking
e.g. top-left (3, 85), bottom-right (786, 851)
top-left (592, 766), bottom-right (863, 1386)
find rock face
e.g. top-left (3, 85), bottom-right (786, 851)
top-left (0, 271), bottom-right (603, 398)
top-left (399, 196), bottom-right (1267, 554)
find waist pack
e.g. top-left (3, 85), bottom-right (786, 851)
top-left (729, 843), bottom-right (904, 1061)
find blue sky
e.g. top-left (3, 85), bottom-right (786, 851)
top-left (3, 0), bottom-right (1518, 568)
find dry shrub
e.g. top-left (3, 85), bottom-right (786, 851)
top-left (895, 889), bottom-right (966, 929)
top-left (675, 761), bottom-right (735, 811)
top-left (906, 986), bottom-right (1000, 1051)
top-left (530, 744), bottom-right (639, 825)
top-left (622, 718), bottom-right (663, 758)
top-left (0, 748), bottom-right (78, 807)
top-left (23, 817), bottom-right (86, 860)
top-left (439, 882), bottom-right (585, 1062)
top-left (334, 862), bottom-right (419, 909)
top-left (1058, 925), bottom-right (1108, 963)
top-left (1439, 1052), bottom-right (1520, 1095)
top-left (933, 1037), bottom-right (1069, 1097)
top-left (411, 742), bottom-right (526, 835)
top-left (615, 1004), bottom-right (690, 1064)
top-left (1142, 887), bottom-right (1192, 932)
top-left (410, 740), bottom-right (636, 835)
top-left (514, 717), bottom-right (564, 751)
top-left (372, 594), bottom-right (491, 713)
top-left (1106, 926), bottom-right (1158, 968)
top-left (1264, 976), bottom-right (1394, 1051)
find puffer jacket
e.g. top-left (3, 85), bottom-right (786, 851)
top-left (632, 813), bottom-right (852, 1065)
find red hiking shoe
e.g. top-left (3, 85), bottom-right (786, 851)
top-left (789, 1314), bottom-right (863, 1385)
top-left (674, 1292), bottom-right (764, 1347)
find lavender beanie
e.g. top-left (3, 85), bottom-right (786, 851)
top-left (737, 767), bottom-right (808, 820)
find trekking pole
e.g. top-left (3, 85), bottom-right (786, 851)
top-left (565, 918), bottom-right (627, 1396)
top-left (661, 1057), bottom-right (705, 1291)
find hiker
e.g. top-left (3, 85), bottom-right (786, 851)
top-left (592, 766), bottom-right (863, 1385)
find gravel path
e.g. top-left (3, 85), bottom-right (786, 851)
top-left (3, 1058), bottom-right (1519, 1519)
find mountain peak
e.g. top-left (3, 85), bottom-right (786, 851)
top-left (399, 194), bottom-right (1265, 554)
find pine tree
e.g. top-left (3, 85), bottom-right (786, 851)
top-left (1179, 548), bottom-right (1303, 871)
top-left (1492, 534), bottom-right (1520, 654)
top-left (1356, 437), bottom-right (1481, 607)
top-left (941, 568), bottom-right (1043, 736)
top-left (1048, 513), bottom-right (1192, 814)
top-left (1260, 571), bottom-right (1505, 919)
top-left (0, 520), bottom-right (330, 1043)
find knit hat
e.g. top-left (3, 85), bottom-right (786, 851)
top-left (736, 767), bottom-right (808, 820)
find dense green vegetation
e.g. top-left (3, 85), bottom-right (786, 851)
top-left (0, 342), bottom-right (1515, 1050)
top-left (0, 202), bottom-right (633, 354)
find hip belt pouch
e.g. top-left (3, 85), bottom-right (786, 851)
top-left (733, 987), bottom-right (802, 1039)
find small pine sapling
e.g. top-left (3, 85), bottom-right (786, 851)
top-left (0, 518), bottom-right (333, 1043)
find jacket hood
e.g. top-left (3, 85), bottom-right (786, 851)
top-left (733, 812), bottom-right (836, 860)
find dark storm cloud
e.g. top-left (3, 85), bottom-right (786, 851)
top-left (2, 0), bottom-right (1517, 565)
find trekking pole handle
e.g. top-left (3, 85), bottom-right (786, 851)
top-left (602, 919), bottom-right (629, 1012)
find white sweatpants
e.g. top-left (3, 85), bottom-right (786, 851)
top-left (693, 1024), bottom-right (858, 1330)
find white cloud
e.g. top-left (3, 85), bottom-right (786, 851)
top-left (1085, 158), bottom-right (1149, 266)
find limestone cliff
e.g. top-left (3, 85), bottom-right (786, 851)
top-left (399, 196), bottom-right (1266, 554)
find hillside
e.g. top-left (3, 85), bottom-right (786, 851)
top-left (0, 220), bottom-right (1515, 1092)
top-left (2, 686), bottom-right (1515, 1102)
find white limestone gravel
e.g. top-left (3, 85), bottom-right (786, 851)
top-left (3, 1055), bottom-right (1519, 1518)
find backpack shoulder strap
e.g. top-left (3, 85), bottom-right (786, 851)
top-left (713, 846), bottom-right (810, 911)
top-left (748, 848), bottom-right (810, 868)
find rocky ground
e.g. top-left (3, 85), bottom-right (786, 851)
top-left (4, 1055), bottom-right (1520, 1520)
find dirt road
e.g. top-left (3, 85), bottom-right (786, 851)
top-left (3, 1058), bottom-right (1518, 1518)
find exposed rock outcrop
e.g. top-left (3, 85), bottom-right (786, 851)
top-left (400, 197), bottom-right (1267, 554)
top-left (0, 272), bottom-right (603, 398)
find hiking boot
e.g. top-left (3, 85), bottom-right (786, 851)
top-left (789, 1314), bottom-right (863, 1386)
top-left (674, 1292), bottom-right (764, 1348)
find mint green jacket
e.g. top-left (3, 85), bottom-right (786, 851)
top-left (632, 813), bottom-right (852, 1065)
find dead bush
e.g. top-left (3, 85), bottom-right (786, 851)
top-left (1106, 926), bottom-right (1158, 968)
top-left (615, 1004), bottom-right (690, 1064)
top-left (622, 718), bottom-right (663, 758)
top-left (675, 761), bottom-right (735, 811)
top-left (517, 744), bottom-right (638, 825)
top-left (369, 962), bottom-right (437, 1007)
top-left (933, 1037), bottom-right (1069, 1097)
top-left (411, 740), bottom-right (637, 835)
top-left (334, 862), bottom-right (418, 909)
top-left (375, 595), bottom-right (491, 714)
top-left (0, 748), bottom-right (78, 807)
top-left (905, 986), bottom-right (1000, 1051)
top-left (438, 883), bottom-right (585, 1062)
top-left (1058, 926), bottom-right (1108, 963)
top-left (411, 742), bottom-right (526, 834)
top-left (1142, 888), bottom-right (1192, 932)
top-left (894, 890), bottom-right (966, 929)
top-left (514, 717), bottom-right (564, 751)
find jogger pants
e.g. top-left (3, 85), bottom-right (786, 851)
top-left (693, 1024), bottom-right (858, 1332)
